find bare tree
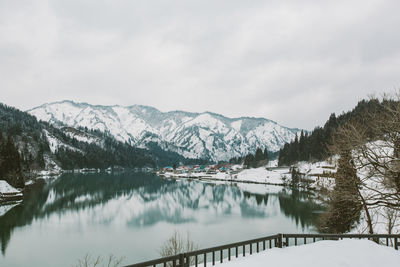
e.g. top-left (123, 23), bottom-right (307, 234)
top-left (160, 230), bottom-right (199, 266)
top-left (327, 93), bottom-right (400, 234)
top-left (72, 254), bottom-right (124, 267)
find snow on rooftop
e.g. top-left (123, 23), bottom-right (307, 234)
top-left (0, 180), bottom-right (22, 194)
top-left (214, 239), bottom-right (400, 267)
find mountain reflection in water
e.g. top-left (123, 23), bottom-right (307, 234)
top-left (0, 172), bottom-right (325, 267)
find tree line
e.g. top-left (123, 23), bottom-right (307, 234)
top-left (229, 148), bottom-right (269, 168)
top-left (278, 99), bottom-right (385, 166)
top-left (0, 133), bottom-right (24, 188)
top-left (315, 95), bottom-right (400, 234)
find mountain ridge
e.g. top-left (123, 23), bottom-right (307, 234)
top-left (29, 100), bottom-right (303, 161)
top-left (29, 100), bottom-right (292, 126)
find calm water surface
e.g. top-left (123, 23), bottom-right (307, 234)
top-left (0, 172), bottom-right (325, 267)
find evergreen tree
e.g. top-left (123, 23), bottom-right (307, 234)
top-left (255, 148), bottom-right (263, 162)
top-left (319, 150), bottom-right (362, 233)
top-left (244, 154), bottom-right (256, 169)
top-left (1, 135), bottom-right (24, 187)
top-left (0, 132), bottom-right (4, 177)
top-left (290, 167), bottom-right (301, 187)
top-left (263, 148), bottom-right (268, 161)
top-left (278, 99), bottom-right (388, 166)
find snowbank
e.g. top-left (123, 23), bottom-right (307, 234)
top-left (214, 239), bottom-right (400, 267)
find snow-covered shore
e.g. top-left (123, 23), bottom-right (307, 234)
top-left (159, 161), bottom-right (335, 191)
top-left (158, 156), bottom-right (400, 235)
top-left (159, 166), bottom-right (290, 186)
top-left (214, 239), bottom-right (400, 267)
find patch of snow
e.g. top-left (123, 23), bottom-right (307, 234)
top-left (236, 167), bottom-right (288, 184)
top-left (25, 180), bottom-right (34, 185)
top-left (214, 239), bottom-right (400, 267)
top-left (64, 131), bottom-right (100, 144)
top-left (266, 159), bottom-right (279, 168)
top-left (43, 129), bottom-right (82, 154)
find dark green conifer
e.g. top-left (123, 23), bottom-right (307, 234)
top-left (319, 150), bottom-right (362, 233)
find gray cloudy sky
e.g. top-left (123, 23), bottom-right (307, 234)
top-left (1, 0), bottom-right (400, 130)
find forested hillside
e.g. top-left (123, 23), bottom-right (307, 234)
top-left (229, 148), bottom-right (271, 168)
top-left (278, 99), bottom-right (385, 166)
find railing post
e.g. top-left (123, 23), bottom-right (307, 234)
top-left (179, 253), bottom-right (184, 267)
top-left (278, 233), bottom-right (283, 248)
top-left (185, 254), bottom-right (190, 267)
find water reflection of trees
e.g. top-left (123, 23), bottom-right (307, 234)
top-left (0, 180), bottom-right (48, 255)
top-left (278, 189), bottom-right (326, 230)
top-left (0, 173), bottom-right (325, 255)
top-left (1, 172), bottom-right (164, 255)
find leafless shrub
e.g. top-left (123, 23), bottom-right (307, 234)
top-left (72, 254), bottom-right (124, 267)
top-left (160, 230), bottom-right (199, 266)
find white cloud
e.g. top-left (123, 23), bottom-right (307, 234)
top-left (1, 0), bottom-right (399, 129)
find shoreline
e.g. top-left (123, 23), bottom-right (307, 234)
top-left (159, 173), bottom-right (286, 187)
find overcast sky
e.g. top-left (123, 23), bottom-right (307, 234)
top-left (1, 0), bottom-right (399, 130)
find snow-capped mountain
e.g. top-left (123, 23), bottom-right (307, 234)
top-left (28, 101), bottom-right (302, 161)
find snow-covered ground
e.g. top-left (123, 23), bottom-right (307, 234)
top-left (295, 158), bottom-right (337, 175)
top-left (214, 239), bottom-right (400, 267)
top-left (236, 167), bottom-right (288, 184)
top-left (294, 159), bottom-right (337, 191)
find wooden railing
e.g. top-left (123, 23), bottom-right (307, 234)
top-left (282, 233), bottom-right (399, 247)
top-left (124, 233), bottom-right (400, 267)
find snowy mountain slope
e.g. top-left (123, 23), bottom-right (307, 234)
top-left (28, 100), bottom-right (302, 161)
top-left (61, 127), bottom-right (103, 145)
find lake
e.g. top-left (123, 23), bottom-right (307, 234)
top-left (0, 172), bottom-right (325, 267)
